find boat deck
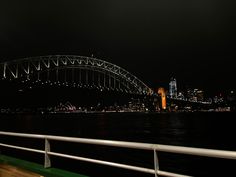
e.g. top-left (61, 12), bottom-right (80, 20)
top-left (0, 163), bottom-right (43, 177)
top-left (0, 155), bottom-right (88, 177)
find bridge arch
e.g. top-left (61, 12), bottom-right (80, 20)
top-left (0, 55), bottom-right (153, 95)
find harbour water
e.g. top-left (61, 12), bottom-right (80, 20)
top-left (1, 112), bottom-right (236, 176)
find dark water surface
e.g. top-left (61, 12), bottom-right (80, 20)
top-left (1, 112), bottom-right (236, 176)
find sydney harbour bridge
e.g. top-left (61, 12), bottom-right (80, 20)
top-left (0, 55), bottom-right (158, 110)
top-left (0, 55), bottom-right (153, 95)
top-left (0, 55), bottom-right (212, 111)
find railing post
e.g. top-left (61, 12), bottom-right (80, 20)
top-left (154, 149), bottom-right (159, 177)
top-left (44, 138), bottom-right (51, 168)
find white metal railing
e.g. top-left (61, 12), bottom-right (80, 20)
top-left (1, 131), bottom-right (236, 177)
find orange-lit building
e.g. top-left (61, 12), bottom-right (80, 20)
top-left (157, 87), bottom-right (167, 110)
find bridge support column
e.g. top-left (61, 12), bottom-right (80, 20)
top-left (64, 69), bottom-right (67, 83)
top-left (86, 69), bottom-right (88, 86)
top-left (92, 70), bottom-right (94, 86)
top-left (113, 76), bottom-right (116, 90)
top-left (47, 69), bottom-right (50, 81)
top-left (72, 68), bottom-right (74, 83)
top-left (103, 72), bottom-right (106, 88)
top-left (56, 69), bottom-right (58, 82)
top-left (79, 69), bottom-right (81, 85)
top-left (109, 74), bottom-right (111, 89)
top-left (98, 72), bottom-right (101, 87)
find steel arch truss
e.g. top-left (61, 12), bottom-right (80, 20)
top-left (0, 55), bottom-right (153, 95)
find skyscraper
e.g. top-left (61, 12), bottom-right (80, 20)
top-left (169, 77), bottom-right (177, 98)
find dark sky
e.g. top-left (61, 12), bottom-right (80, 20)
top-left (0, 0), bottom-right (235, 94)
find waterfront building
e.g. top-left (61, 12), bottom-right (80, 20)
top-left (213, 95), bottom-right (224, 104)
top-left (196, 89), bottom-right (204, 102)
top-left (186, 88), bottom-right (204, 102)
top-left (186, 88), bottom-right (194, 100)
top-left (177, 92), bottom-right (185, 100)
top-left (227, 90), bottom-right (235, 102)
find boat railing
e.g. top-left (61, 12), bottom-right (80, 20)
top-left (1, 131), bottom-right (236, 177)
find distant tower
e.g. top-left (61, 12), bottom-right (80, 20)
top-left (169, 77), bottom-right (177, 98)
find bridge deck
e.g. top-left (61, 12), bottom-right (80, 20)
top-left (0, 155), bottom-right (88, 177)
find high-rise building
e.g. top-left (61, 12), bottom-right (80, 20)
top-left (169, 77), bottom-right (177, 98)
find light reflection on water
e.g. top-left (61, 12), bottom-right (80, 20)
top-left (1, 112), bottom-right (236, 176)
top-left (1, 112), bottom-right (236, 149)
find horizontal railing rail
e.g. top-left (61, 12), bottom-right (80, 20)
top-left (1, 131), bottom-right (236, 177)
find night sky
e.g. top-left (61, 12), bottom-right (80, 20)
top-left (0, 0), bottom-right (235, 94)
